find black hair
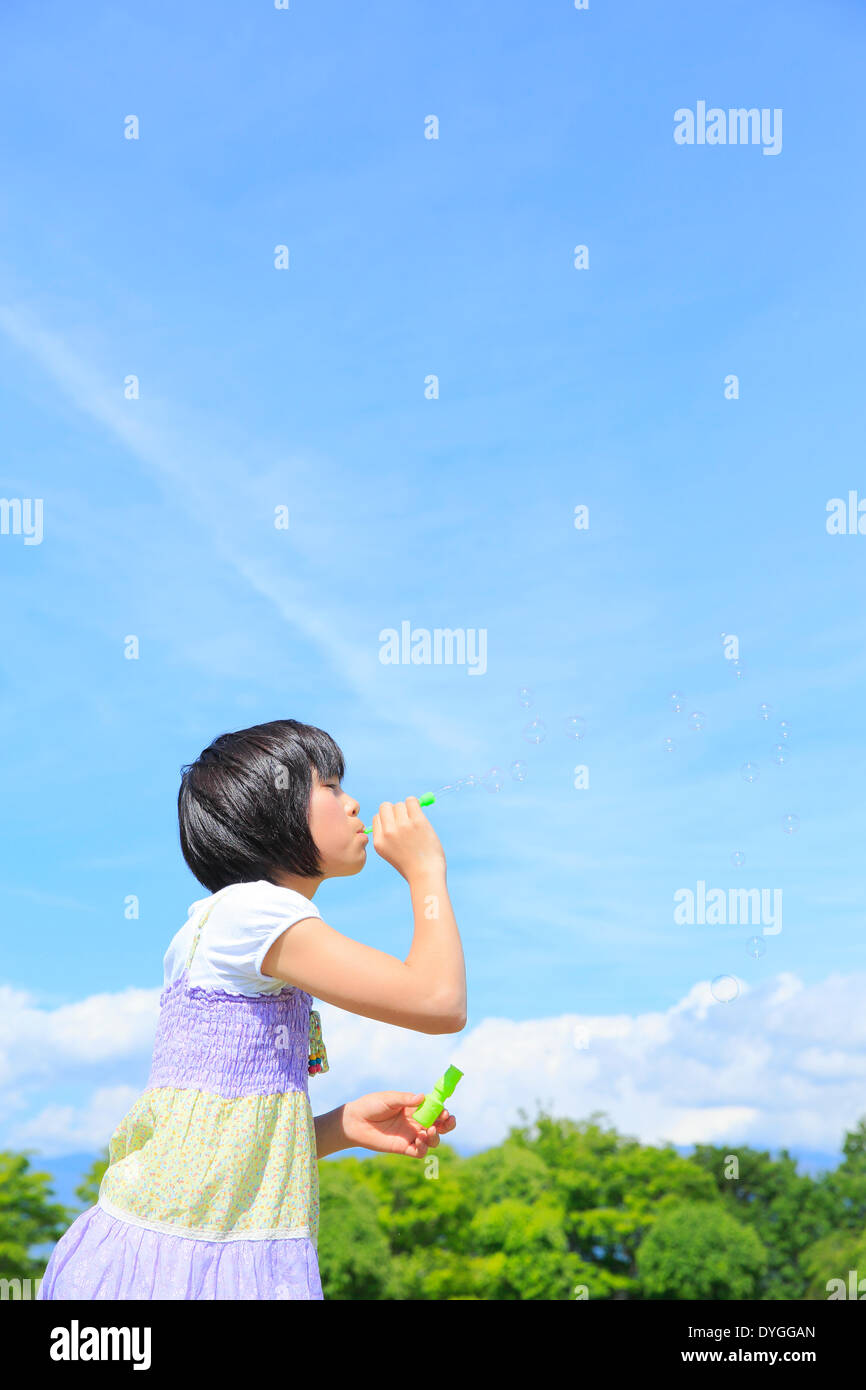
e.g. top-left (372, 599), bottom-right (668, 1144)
top-left (177, 719), bottom-right (345, 893)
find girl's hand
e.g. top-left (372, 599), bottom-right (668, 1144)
top-left (369, 798), bottom-right (447, 881)
top-left (341, 1091), bottom-right (456, 1157)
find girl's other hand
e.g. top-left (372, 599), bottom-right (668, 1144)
top-left (341, 1091), bottom-right (456, 1157)
top-left (369, 797), bottom-right (446, 881)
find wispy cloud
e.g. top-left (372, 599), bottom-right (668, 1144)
top-left (0, 304), bottom-right (476, 759)
top-left (2, 886), bottom-right (91, 911)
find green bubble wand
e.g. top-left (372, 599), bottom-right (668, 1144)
top-left (362, 793), bottom-right (435, 835)
top-left (413, 1064), bottom-right (464, 1128)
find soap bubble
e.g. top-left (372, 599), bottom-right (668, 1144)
top-left (731, 661), bottom-right (745, 680)
top-left (436, 783), bottom-right (455, 796)
top-left (510, 760), bottom-right (528, 781)
top-left (462, 774), bottom-right (478, 790)
top-left (689, 711), bottom-right (706, 731)
top-left (772, 744), bottom-right (787, 765)
top-left (669, 691), bottom-right (685, 714)
top-left (481, 767), bottom-right (504, 793)
top-left (564, 715), bottom-right (586, 740)
top-left (778, 720), bottom-right (791, 740)
top-left (711, 975), bottom-right (740, 1003)
top-left (759, 703), bottom-right (772, 720)
top-left (746, 936), bottom-right (766, 959)
top-left (663, 737), bottom-right (675, 753)
top-left (522, 719), bottom-right (546, 744)
top-left (741, 762), bottom-right (759, 783)
top-left (731, 850), bottom-right (746, 868)
top-left (782, 812), bottom-right (800, 834)
top-left (517, 687), bottom-right (533, 708)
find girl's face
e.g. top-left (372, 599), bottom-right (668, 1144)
top-left (307, 768), bottom-right (368, 877)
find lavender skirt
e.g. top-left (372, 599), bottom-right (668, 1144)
top-left (37, 1204), bottom-right (324, 1301)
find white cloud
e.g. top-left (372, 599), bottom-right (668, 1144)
top-left (14, 1087), bottom-right (142, 1156)
top-left (0, 983), bottom-right (160, 1088)
top-left (4, 971), bottom-right (865, 1162)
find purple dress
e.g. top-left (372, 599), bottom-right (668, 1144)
top-left (38, 903), bottom-right (329, 1300)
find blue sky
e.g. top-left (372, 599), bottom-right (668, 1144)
top-left (2, 0), bottom-right (866, 1204)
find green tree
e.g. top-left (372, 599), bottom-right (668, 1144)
top-left (636, 1200), bottom-right (768, 1299)
top-left (796, 1117), bottom-right (866, 1300)
top-left (316, 1161), bottom-right (393, 1299)
top-left (0, 1151), bottom-right (71, 1281)
top-left (318, 1107), bottom-right (728, 1299)
top-left (799, 1228), bottom-right (866, 1300)
top-left (816, 1117), bottom-right (866, 1234)
top-left (513, 1108), bottom-right (718, 1296)
top-left (688, 1141), bottom-right (842, 1298)
top-left (72, 1147), bottom-right (110, 1210)
top-left (10, 1107), bottom-right (863, 1301)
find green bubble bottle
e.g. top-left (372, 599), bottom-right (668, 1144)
top-left (413, 1064), bottom-right (464, 1127)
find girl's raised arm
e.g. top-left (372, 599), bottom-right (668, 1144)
top-left (262, 797), bottom-right (466, 1034)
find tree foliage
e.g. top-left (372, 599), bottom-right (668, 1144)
top-left (0, 1151), bottom-right (71, 1280)
top-left (9, 1112), bottom-right (866, 1299)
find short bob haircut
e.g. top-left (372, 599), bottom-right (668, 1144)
top-left (178, 719), bottom-right (345, 893)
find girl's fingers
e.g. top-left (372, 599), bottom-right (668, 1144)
top-left (405, 1105), bottom-right (454, 1157)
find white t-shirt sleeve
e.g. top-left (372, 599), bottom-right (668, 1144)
top-left (198, 880), bottom-right (322, 994)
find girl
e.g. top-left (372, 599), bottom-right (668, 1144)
top-left (38, 719), bottom-right (466, 1300)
